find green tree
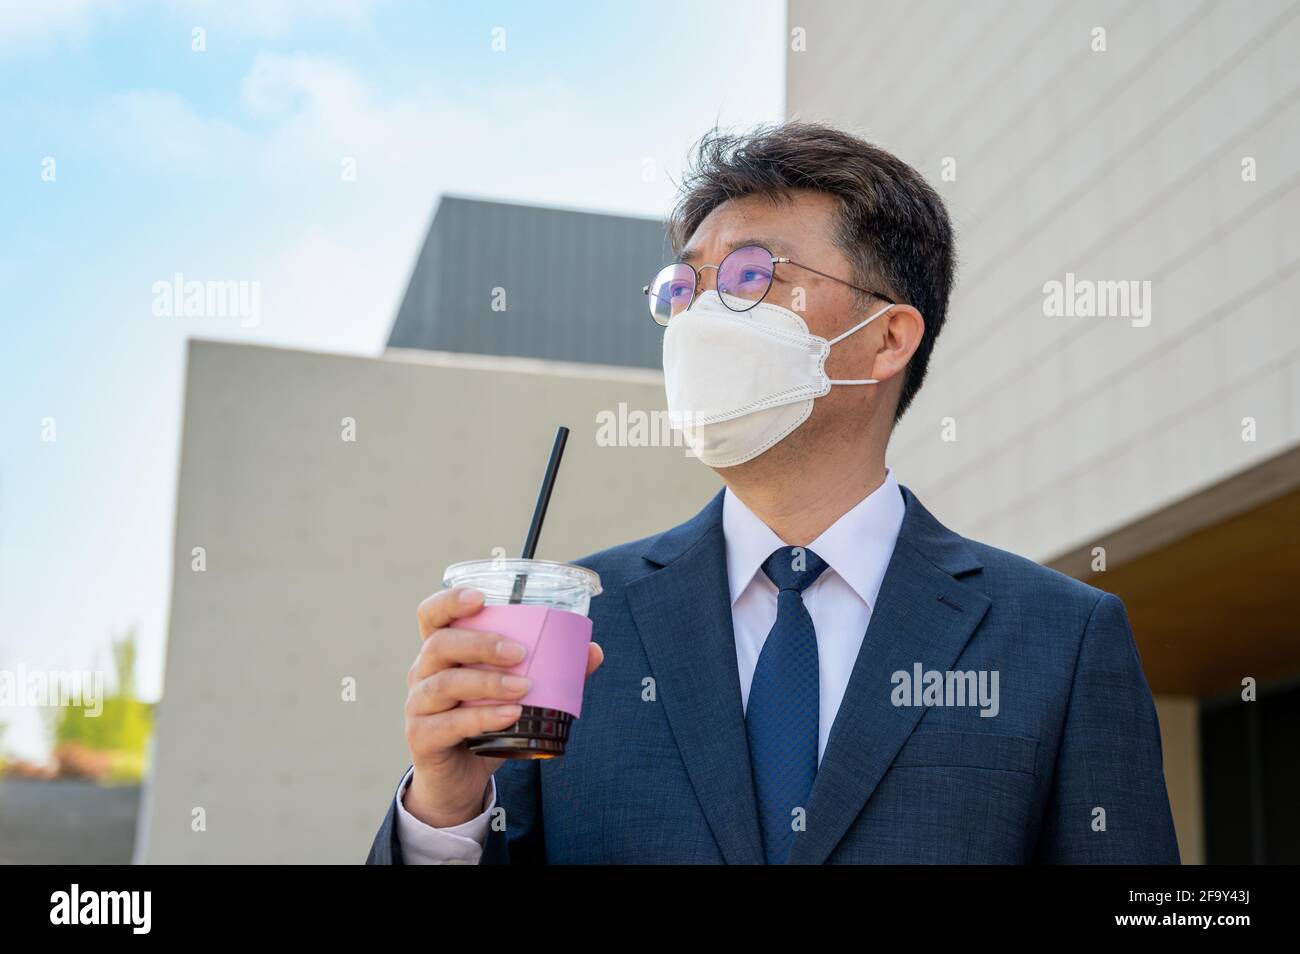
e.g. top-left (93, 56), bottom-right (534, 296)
top-left (51, 629), bottom-right (153, 781)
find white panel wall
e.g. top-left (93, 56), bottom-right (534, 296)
top-left (787, 0), bottom-right (1300, 559)
top-left (139, 341), bottom-right (719, 863)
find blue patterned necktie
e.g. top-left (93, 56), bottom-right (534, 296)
top-left (745, 545), bottom-right (829, 864)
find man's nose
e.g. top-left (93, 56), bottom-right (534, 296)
top-left (695, 264), bottom-right (719, 294)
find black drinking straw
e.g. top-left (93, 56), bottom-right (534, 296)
top-left (509, 426), bottom-right (570, 603)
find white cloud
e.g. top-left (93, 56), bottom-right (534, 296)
top-left (0, 0), bottom-right (379, 49)
top-left (0, 0), bottom-right (121, 47)
top-left (239, 51), bottom-right (367, 119)
top-left (95, 50), bottom-right (663, 209)
top-left (100, 90), bottom-right (252, 168)
top-left (166, 0), bottom-right (380, 37)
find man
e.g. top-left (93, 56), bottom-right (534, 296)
top-left (367, 122), bottom-right (1180, 864)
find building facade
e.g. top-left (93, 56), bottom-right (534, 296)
top-left (786, 0), bottom-right (1300, 862)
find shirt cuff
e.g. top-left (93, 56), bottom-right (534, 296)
top-left (394, 766), bottom-right (496, 865)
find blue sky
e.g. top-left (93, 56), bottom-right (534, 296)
top-left (0, 0), bottom-right (785, 759)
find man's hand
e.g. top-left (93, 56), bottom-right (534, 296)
top-left (402, 587), bottom-right (604, 828)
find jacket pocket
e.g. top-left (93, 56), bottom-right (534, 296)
top-left (890, 730), bottom-right (1038, 776)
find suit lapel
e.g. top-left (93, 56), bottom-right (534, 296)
top-left (787, 485), bottom-right (991, 865)
top-left (624, 489), bottom-right (766, 865)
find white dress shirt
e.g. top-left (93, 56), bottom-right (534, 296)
top-left (394, 468), bottom-right (906, 863)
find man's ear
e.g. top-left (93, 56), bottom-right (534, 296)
top-left (869, 304), bottom-right (925, 384)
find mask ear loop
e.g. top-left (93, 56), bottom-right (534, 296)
top-left (826, 302), bottom-right (895, 385)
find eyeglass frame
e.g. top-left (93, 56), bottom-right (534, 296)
top-left (641, 243), bottom-right (898, 325)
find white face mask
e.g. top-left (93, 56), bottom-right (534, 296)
top-left (662, 290), bottom-right (894, 467)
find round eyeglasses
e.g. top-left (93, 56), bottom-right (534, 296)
top-left (642, 243), bottom-right (896, 326)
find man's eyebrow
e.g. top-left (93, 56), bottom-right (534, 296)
top-left (679, 237), bottom-right (789, 264)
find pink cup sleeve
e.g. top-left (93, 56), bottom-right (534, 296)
top-left (455, 604), bottom-right (593, 718)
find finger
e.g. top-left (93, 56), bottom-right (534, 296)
top-left (416, 587), bottom-right (486, 640)
top-left (407, 667), bottom-right (533, 716)
top-left (585, 641), bottom-right (604, 678)
top-left (407, 703), bottom-right (524, 753)
top-left (408, 627), bottom-right (527, 685)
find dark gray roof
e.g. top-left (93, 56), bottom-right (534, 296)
top-left (387, 195), bottom-right (671, 369)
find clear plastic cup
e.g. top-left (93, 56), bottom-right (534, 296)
top-left (444, 558), bottom-right (602, 758)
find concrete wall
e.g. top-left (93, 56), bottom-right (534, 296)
top-left (138, 340), bottom-right (719, 863)
top-left (786, 0), bottom-right (1300, 561)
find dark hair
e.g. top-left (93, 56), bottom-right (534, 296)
top-left (667, 121), bottom-right (956, 425)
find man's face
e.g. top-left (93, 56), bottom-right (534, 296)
top-left (677, 189), bottom-right (901, 467)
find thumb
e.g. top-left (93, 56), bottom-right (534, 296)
top-left (584, 641), bottom-right (605, 678)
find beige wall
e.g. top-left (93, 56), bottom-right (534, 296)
top-left (1154, 695), bottom-right (1204, 864)
top-left (138, 340), bottom-right (719, 863)
top-left (787, 0), bottom-right (1300, 562)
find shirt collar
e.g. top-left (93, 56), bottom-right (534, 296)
top-left (721, 467), bottom-right (906, 611)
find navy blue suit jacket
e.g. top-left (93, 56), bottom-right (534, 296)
top-left (368, 485), bottom-right (1180, 864)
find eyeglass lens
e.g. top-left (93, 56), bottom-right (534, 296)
top-left (646, 245), bottom-right (774, 325)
